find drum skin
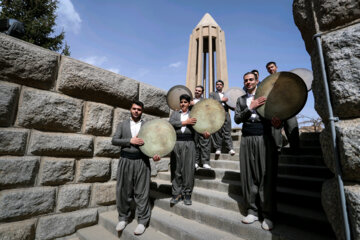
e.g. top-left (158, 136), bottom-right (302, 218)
top-left (255, 72), bottom-right (308, 120)
top-left (190, 98), bottom-right (225, 134)
top-left (167, 85), bottom-right (193, 111)
top-left (224, 87), bottom-right (246, 109)
top-left (290, 68), bottom-right (313, 91)
top-left (138, 119), bottom-right (176, 157)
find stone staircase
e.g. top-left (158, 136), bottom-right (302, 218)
top-left (69, 130), bottom-right (335, 240)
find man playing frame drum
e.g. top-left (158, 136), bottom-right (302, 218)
top-left (234, 72), bottom-right (280, 231)
top-left (169, 94), bottom-right (210, 205)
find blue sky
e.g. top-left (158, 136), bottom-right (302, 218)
top-left (54, 0), bottom-right (319, 121)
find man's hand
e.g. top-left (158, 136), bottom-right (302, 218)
top-left (153, 154), bottom-right (161, 161)
top-left (249, 96), bottom-right (266, 110)
top-left (271, 117), bottom-right (282, 129)
top-left (185, 117), bottom-right (197, 125)
top-left (190, 100), bottom-right (195, 106)
top-left (221, 97), bottom-right (228, 102)
top-left (203, 131), bottom-right (210, 139)
top-left (130, 136), bottom-right (144, 146)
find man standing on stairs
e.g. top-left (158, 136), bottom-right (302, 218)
top-left (190, 85), bottom-right (211, 170)
top-left (234, 72), bottom-right (280, 231)
top-left (265, 61), bottom-right (300, 152)
top-left (209, 80), bottom-right (236, 156)
top-left (169, 94), bottom-right (210, 206)
top-left (112, 100), bottom-right (160, 235)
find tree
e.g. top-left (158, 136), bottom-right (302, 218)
top-left (0, 0), bottom-right (70, 54)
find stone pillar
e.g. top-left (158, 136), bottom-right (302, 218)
top-left (293, 1), bottom-right (360, 239)
top-left (185, 13), bottom-right (229, 97)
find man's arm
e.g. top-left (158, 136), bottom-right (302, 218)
top-left (169, 111), bottom-right (182, 129)
top-left (234, 97), bottom-right (252, 124)
top-left (111, 122), bottom-right (131, 147)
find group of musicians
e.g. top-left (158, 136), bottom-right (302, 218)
top-left (111, 61), bottom-right (300, 235)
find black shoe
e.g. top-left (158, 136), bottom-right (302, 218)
top-left (183, 194), bottom-right (192, 205)
top-left (170, 194), bottom-right (182, 205)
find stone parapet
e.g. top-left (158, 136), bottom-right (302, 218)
top-left (35, 208), bottom-right (97, 240)
top-left (91, 182), bottom-right (116, 206)
top-left (83, 102), bottom-right (113, 136)
top-left (0, 81), bottom-right (20, 127)
top-left (77, 158), bottom-right (111, 183)
top-left (322, 178), bottom-right (360, 240)
top-left (16, 87), bottom-right (84, 132)
top-left (57, 184), bottom-right (91, 212)
top-left (0, 128), bottom-right (29, 155)
top-left (94, 137), bottom-right (121, 158)
top-left (0, 219), bottom-right (36, 240)
top-left (0, 33), bottom-right (59, 89)
top-left (139, 82), bottom-right (170, 117)
top-left (57, 56), bottom-right (138, 108)
top-left (39, 157), bottom-right (75, 185)
top-left (0, 187), bottom-right (56, 221)
top-left (0, 156), bottom-right (39, 189)
top-left (320, 119), bottom-right (360, 181)
top-left (28, 131), bottom-right (93, 157)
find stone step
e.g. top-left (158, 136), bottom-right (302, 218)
top-left (150, 180), bottom-right (333, 238)
top-left (150, 206), bottom-right (246, 240)
top-left (210, 152), bottom-right (239, 161)
top-left (151, 177), bottom-right (322, 211)
top-left (98, 210), bottom-right (174, 240)
top-left (150, 190), bottom-right (332, 240)
top-left (209, 159), bottom-right (240, 170)
top-left (279, 155), bottom-right (325, 166)
top-left (277, 174), bottom-right (325, 192)
top-left (278, 164), bottom-right (333, 178)
top-left (77, 225), bottom-right (118, 240)
top-left (281, 146), bottom-right (322, 155)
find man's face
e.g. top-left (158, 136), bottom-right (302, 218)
top-left (194, 87), bottom-right (203, 98)
top-left (244, 73), bottom-right (259, 92)
top-left (180, 99), bottom-right (190, 112)
top-left (216, 82), bottom-right (224, 92)
top-left (130, 103), bottom-right (143, 120)
top-left (267, 64), bottom-right (277, 74)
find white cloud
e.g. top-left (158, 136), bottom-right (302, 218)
top-left (80, 56), bottom-right (107, 66)
top-left (107, 68), bottom-right (120, 74)
top-left (169, 61), bottom-right (182, 68)
top-left (56, 0), bottom-right (81, 34)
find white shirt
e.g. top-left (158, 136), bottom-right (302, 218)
top-left (218, 92), bottom-right (225, 106)
top-left (193, 98), bottom-right (201, 104)
top-left (180, 110), bottom-right (189, 133)
top-left (130, 118), bottom-right (142, 137)
top-left (245, 91), bottom-right (259, 120)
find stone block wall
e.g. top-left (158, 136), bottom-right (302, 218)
top-left (293, 1), bottom-right (360, 239)
top-left (0, 33), bottom-right (170, 239)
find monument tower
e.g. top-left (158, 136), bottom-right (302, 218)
top-left (185, 13), bottom-right (229, 97)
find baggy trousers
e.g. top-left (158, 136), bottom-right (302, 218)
top-left (211, 112), bottom-right (233, 151)
top-left (272, 116), bottom-right (299, 150)
top-left (240, 135), bottom-right (277, 220)
top-left (116, 157), bottom-right (151, 225)
top-left (194, 132), bottom-right (210, 165)
top-left (170, 140), bottom-right (196, 196)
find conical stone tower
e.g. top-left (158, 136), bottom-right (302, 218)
top-left (185, 13), bottom-right (229, 97)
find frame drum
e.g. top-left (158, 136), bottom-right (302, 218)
top-left (255, 72), bottom-right (308, 120)
top-left (290, 68), bottom-right (313, 91)
top-left (224, 87), bottom-right (246, 109)
top-left (167, 85), bottom-right (193, 111)
top-left (138, 119), bottom-right (176, 157)
top-left (190, 98), bottom-right (225, 134)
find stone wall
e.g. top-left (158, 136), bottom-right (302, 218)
top-left (293, 1), bottom-right (360, 239)
top-left (0, 33), bottom-right (170, 239)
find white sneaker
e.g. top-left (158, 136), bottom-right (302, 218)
top-left (261, 218), bottom-right (274, 231)
top-left (215, 150), bottom-right (221, 155)
top-left (134, 223), bottom-right (146, 235)
top-left (229, 149), bottom-right (236, 156)
top-left (115, 221), bottom-right (128, 231)
top-left (203, 163), bottom-right (211, 169)
top-left (242, 214), bottom-right (258, 224)
top-left (195, 163), bottom-right (199, 170)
